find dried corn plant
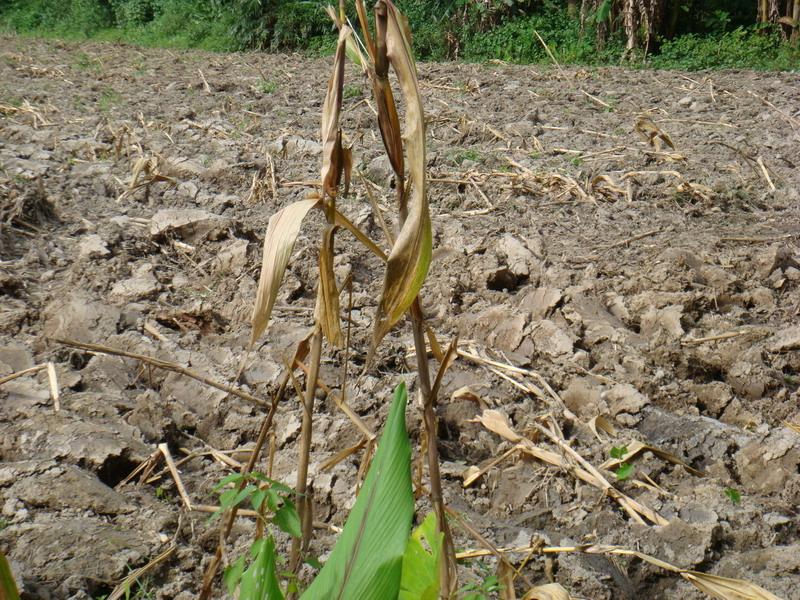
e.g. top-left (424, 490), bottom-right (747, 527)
top-left (353, 1), bottom-right (457, 595)
top-left (240, 0), bottom-right (457, 594)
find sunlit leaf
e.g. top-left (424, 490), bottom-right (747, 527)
top-left (250, 198), bottom-right (320, 347)
top-left (522, 583), bottom-right (574, 600)
top-left (682, 572), bottom-right (782, 600)
top-left (333, 208), bottom-right (387, 262)
top-left (239, 537), bottom-right (284, 600)
top-left (300, 384), bottom-right (414, 600)
top-left (399, 512), bottom-right (443, 600)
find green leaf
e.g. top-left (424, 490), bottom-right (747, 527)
top-left (233, 485), bottom-right (258, 507)
top-left (224, 555), bottom-right (247, 596)
top-left (399, 512), bottom-right (443, 600)
top-left (214, 472), bottom-right (244, 491)
top-left (615, 463), bottom-right (633, 481)
top-left (724, 487), bottom-right (741, 504)
top-left (0, 551), bottom-right (20, 600)
top-left (265, 488), bottom-right (280, 512)
top-left (219, 488), bottom-right (239, 509)
top-left (274, 501), bottom-right (302, 539)
top-left (239, 537), bottom-right (284, 600)
top-left (251, 489), bottom-right (268, 512)
top-left (300, 383), bottom-right (414, 600)
top-left (305, 556), bottom-right (323, 570)
top-left (610, 445), bottom-right (628, 460)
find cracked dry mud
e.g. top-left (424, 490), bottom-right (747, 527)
top-left (1, 36), bottom-right (799, 599)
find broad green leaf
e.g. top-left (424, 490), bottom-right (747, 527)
top-left (371, 0), bottom-right (432, 351)
top-left (239, 537), bottom-right (284, 600)
top-left (0, 551), bottom-right (19, 600)
top-left (273, 502), bottom-right (302, 539)
top-left (214, 473), bottom-right (244, 491)
top-left (399, 513), bottom-right (442, 600)
top-left (250, 489), bottom-right (268, 512)
top-left (615, 463), bottom-right (633, 481)
top-left (224, 555), bottom-right (247, 596)
top-left (250, 199), bottom-right (320, 347)
top-left (300, 383), bottom-right (414, 600)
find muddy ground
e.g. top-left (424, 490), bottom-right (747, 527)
top-left (1, 35), bottom-right (799, 600)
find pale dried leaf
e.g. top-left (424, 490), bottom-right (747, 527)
top-left (430, 337), bottom-right (458, 400)
top-left (497, 560), bottom-right (517, 600)
top-left (635, 116), bottom-right (675, 150)
top-left (46, 361), bottom-right (59, 410)
top-left (315, 225), bottom-right (343, 347)
top-left (682, 572), bottom-right (783, 600)
top-left (333, 208), bottom-right (387, 262)
top-left (588, 414), bottom-right (616, 440)
top-left (426, 326), bottom-right (444, 361)
top-left (477, 410), bottom-right (522, 443)
top-left (371, 0), bottom-right (432, 350)
top-left (250, 199), bottom-right (319, 346)
top-left (522, 583), bottom-right (574, 600)
top-left (321, 26), bottom-right (350, 198)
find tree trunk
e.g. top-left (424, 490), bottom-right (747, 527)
top-left (759, 0), bottom-right (769, 23)
top-left (792, 0), bottom-right (800, 44)
top-left (624, 0), bottom-right (638, 51)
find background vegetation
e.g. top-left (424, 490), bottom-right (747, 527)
top-left (0, 0), bottom-right (797, 69)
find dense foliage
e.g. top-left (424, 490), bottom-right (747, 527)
top-left (0, 0), bottom-right (798, 69)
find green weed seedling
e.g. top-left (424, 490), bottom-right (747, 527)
top-left (458, 562), bottom-right (503, 600)
top-left (610, 445), bottom-right (633, 481)
top-left (451, 148), bottom-right (483, 165)
top-left (256, 79), bottom-right (277, 94)
top-left (213, 472), bottom-right (301, 598)
top-left (343, 84), bottom-right (361, 99)
top-left (99, 88), bottom-right (121, 111)
top-left (724, 487), bottom-right (742, 505)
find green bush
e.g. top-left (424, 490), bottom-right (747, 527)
top-left (0, 0), bottom-right (798, 69)
top-left (462, 6), bottom-right (624, 64)
top-left (650, 26), bottom-right (800, 70)
top-left (2, 0), bottom-right (112, 37)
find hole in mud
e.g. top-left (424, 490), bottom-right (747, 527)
top-left (487, 268), bottom-right (524, 292)
top-left (68, 350), bottom-right (90, 370)
top-left (687, 362), bottom-right (725, 384)
top-left (97, 453), bottom-right (139, 488)
top-left (86, 581), bottom-right (113, 598)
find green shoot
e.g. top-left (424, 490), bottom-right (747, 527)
top-left (724, 488), bottom-right (742, 504)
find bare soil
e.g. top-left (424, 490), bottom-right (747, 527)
top-left (1, 35), bottom-right (799, 600)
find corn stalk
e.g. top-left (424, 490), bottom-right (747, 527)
top-left (354, 1), bottom-right (456, 595)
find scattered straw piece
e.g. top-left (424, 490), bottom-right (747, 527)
top-left (159, 443), bottom-right (193, 510)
